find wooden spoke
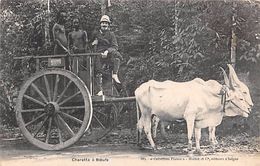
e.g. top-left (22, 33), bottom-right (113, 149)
top-left (55, 80), bottom-right (72, 103)
top-left (57, 126), bottom-right (63, 143)
top-left (21, 108), bottom-right (45, 113)
top-left (93, 114), bottom-right (106, 129)
top-left (24, 95), bottom-right (46, 107)
top-left (33, 116), bottom-right (49, 138)
top-left (25, 113), bottom-right (47, 127)
top-left (58, 111), bottom-right (83, 125)
top-left (112, 103), bottom-right (120, 113)
top-left (57, 114), bottom-right (75, 137)
top-left (60, 106), bottom-right (85, 110)
top-left (31, 83), bottom-right (48, 104)
top-left (95, 110), bottom-right (107, 117)
top-left (53, 75), bottom-right (60, 102)
top-left (54, 117), bottom-right (63, 143)
top-left (58, 91), bottom-right (81, 106)
top-left (45, 117), bottom-right (53, 143)
top-left (44, 75), bottom-right (52, 102)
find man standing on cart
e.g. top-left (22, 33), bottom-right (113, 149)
top-left (92, 15), bottom-right (123, 96)
top-left (68, 18), bottom-right (89, 74)
top-left (52, 10), bottom-right (70, 70)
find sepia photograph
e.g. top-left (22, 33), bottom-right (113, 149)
top-left (0, 0), bottom-right (259, 165)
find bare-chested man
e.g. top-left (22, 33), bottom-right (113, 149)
top-left (68, 18), bottom-right (89, 74)
top-left (68, 18), bottom-right (89, 54)
top-left (52, 10), bottom-right (70, 69)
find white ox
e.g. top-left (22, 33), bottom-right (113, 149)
top-left (135, 64), bottom-right (253, 153)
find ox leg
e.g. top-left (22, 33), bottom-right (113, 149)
top-left (143, 115), bottom-right (156, 149)
top-left (212, 127), bottom-right (218, 145)
top-left (209, 126), bottom-right (218, 149)
top-left (137, 116), bottom-right (143, 146)
top-left (194, 128), bottom-right (204, 155)
top-left (136, 102), bottom-right (143, 146)
top-left (160, 122), bottom-right (167, 139)
top-left (185, 116), bottom-right (195, 152)
top-left (137, 113), bottom-right (156, 149)
top-left (151, 116), bottom-right (167, 140)
top-left (151, 115), bottom-right (159, 139)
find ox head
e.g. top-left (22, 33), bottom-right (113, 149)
top-left (221, 64), bottom-right (253, 117)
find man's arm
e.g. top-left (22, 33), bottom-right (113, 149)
top-left (68, 32), bottom-right (73, 52)
top-left (110, 32), bottom-right (118, 50)
top-left (52, 23), bottom-right (68, 52)
top-left (52, 23), bottom-right (58, 42)
top-left (83, 31), bottom-right (90, 51)
top-left (108, 32), bottom-right (119, 52)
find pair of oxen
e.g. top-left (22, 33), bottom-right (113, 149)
top-left (135, 64), bottom-right (253, 154)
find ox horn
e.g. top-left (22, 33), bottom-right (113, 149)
top-left (227, 64), bottom-right (241, 87)
top-left (220, 67), bottom-right (230, 87)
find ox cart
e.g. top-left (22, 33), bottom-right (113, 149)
top-left (14, 53), bottom-right (136, 151)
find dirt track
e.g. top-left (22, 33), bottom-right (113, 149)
top-left (1, 129), bottom-right (260, 166)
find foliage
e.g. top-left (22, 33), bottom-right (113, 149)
top-left (0, 0), bottom-right (259, 131)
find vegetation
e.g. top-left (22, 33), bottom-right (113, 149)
top-left (0, 0), bottom-right (259, 135)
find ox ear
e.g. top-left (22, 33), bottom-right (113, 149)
top-left (226, 92), bottom-right (234, 102)
top-left (228, 64), bottom-right (241, 87)
top-left (220, 67), bottom-right (230, 87)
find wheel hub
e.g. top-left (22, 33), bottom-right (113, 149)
top-left (45, 102), bottom-right (60, 116)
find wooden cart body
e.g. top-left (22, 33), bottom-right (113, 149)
top-left (14, 53), bottom-right (135, 150)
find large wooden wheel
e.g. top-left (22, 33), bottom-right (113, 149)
top-left (16, 69), bottom-right (92, 150)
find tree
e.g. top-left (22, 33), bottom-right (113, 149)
top-left (0, 0), bottom-right (259, 132)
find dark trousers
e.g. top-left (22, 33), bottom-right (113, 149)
top-left (95, 49), bottom-right (122, 75)
top-left (94, 49), bottom-right (122, 93)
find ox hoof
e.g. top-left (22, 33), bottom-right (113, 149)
top-left (184, 148), bottom-right (194, 156)
top-left (210, 145), bottom-right (216, 151)
top-left (208, 148), bottom-right (216, 154)
top-left (153, 146), bottom-right (159, 151)
top-left (187, 151), bottom-right (194, 157)
top-left (210, 141), bottom-right (218, 147)
top-left (137, 144), bottom-right (156, 151)
top-left (194, 149), bottom-right (205, 156)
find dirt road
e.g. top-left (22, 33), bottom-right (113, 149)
top-left (1, 134), bottom-right (260, 166)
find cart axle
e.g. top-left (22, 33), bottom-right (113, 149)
top-left (45, 102), bottom-right (60, 116)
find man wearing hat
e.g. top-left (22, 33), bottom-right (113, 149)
top-left (92, 15), bottom-right (123, 95)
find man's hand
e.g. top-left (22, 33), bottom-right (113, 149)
top-left (101, 50), bottom-right (108, 58)
top-left (92, 39), bottom-right (98, 46)
top-left (56, 39), bottom-right (70, 54)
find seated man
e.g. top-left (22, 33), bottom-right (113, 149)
top-left (92, 15), bottom-right (123, 95)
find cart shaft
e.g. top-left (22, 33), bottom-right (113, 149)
top-left (92, 96), bottom-right (136, 103)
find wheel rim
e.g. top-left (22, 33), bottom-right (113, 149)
top-left (83, 82), bottom-right (121, 142)
top-left (83, 103), bottom-right (118, 142)
top-left (16, 69), bottom-right (92, 150)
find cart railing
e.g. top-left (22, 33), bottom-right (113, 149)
top-left (14, 53), bottom-right (102, 96)
top-left (13, 53), bottom-right (102, 60)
